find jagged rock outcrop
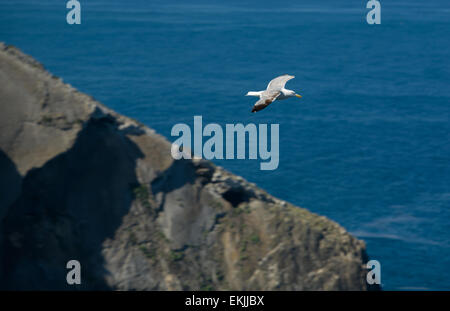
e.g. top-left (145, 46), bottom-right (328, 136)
top-left (0, 43), bottom-right (374, 290)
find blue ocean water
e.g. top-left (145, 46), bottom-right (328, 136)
top-left (1, 0), bottom-right (449, 290)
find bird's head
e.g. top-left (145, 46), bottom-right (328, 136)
top-left (289, 90), bottom-right (302, 98)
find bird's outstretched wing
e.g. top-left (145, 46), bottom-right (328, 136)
top-left (267, 74), bottom-right (295, 91)
top-left (251, 90), bottom-right (280, 113)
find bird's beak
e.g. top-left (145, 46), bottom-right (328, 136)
top-left (295, 94), bottom-right (302, 98)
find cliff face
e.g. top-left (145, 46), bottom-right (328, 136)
top-left (0, 43), bottom-right (372, 290)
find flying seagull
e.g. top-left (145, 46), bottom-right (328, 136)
top-left (246, 74), bottom-right (302, 113)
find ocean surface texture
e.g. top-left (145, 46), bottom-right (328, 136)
top-left (1, 0), bottom-right (449, 290)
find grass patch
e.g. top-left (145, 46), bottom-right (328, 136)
top-left (211, 200), bottom-right (223, 209)
top-left (157, 231), bottom-right (169, 243)
top-left (133, 184), bottom-right (151, 209)
top-left (239, 254), bottom-right (248, 261)
top-left (40, 115), bottom-right (53, 125)
top-left (231, 208), bottom-right (243, 216)
top-left (139, 246), bottom-right (155, 259)
top-left (169, 250), bottom-right (184, 262)
top-left (200, 284), bottom-right (214, 291)
top-left (250, 234), bottom-right (260, 244)
top-left (129, 232), bottom-right (137, 245)
top-left (216, 270), bottom-right (224, 282)
top-left (240, 240), bottom-right (247, 253)
top-left (202, 229), bottom-right (209, 239)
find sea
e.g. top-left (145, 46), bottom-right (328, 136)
top-left (0, 0), bottom-right (449, 290)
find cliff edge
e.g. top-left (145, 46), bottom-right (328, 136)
top-left (0, 43), bottom-right (373, 290)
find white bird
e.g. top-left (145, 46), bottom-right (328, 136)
top-left (246, 74), bottom-right (302, 113)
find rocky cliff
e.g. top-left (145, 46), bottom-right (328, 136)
top-left (0, 43), bottom-right (374, 290)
